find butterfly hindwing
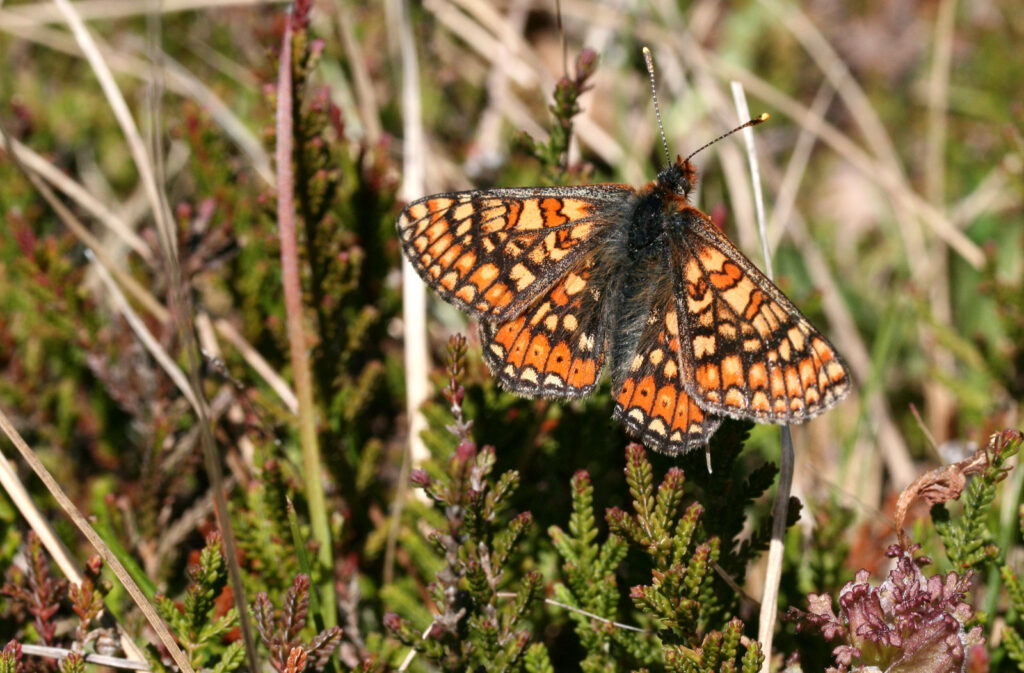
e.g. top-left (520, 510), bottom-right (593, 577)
top-left (397, 185), bottom-right (635, 321)
top-left (612, 285), bottom-right (722, 455)
top-left (669, 207), bottom-right (851, 423)
top-left (479, 254), bottom-right (607, 398)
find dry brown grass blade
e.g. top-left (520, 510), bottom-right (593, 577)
top-left (336, 1), bottom-right (383, 144)
top-left (20, 644), bottom-right (149, 670)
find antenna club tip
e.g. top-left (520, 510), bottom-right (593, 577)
top-left (642, 46), bottom-right (652, 55)
top-left (759, 112), bottom-right (770, 121)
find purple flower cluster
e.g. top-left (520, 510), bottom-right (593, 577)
top-left (789, 545), bottom-right (983, 673)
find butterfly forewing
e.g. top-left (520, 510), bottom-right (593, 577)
top-left (479, 253), bottom-right (608, 398)
top-left (396, 186), bottom-right (633, 321)
top-left (612, 286), bottom-right (722, 455)
top-left (669, 207), bottom-right (851, 423)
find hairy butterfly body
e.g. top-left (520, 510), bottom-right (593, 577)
top-left (396, 156), bottom-right (850, 455)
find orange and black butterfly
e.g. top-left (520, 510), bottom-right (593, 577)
top-left (396, 141), bottom-right (850, 455)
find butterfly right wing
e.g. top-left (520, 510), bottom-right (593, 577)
top-left (396, 185), bottom-right (635, 321)
top-left (667, 207), bottom-right (850, 423)
top-left (612, 287), bottom-right (722, 455)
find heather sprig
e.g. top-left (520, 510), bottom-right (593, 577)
top-left (932, 429), bottom-right (1022, 570)
top-left (0, 642), bottom-right (23, 673)
top-left (549, 469), bottom-right (638, 669)
top-left (999, 491), bottom-right (1024, 670)
top-left (389, 334), bottom-right (546, 672)
top-left (1, 531), bottom-right (65, 646)
top-left (610, 444), bottom-right (762, 671)
top-left (513, 48), bottom-right (599, 182)
top-left (155, 533), bottom-right (246, 672)
top-left (252, 574), bottom-right (343, 673)
top-left (550, 443), bottom-right (763, 672)
top-left (1003, 555), bottom-right (1024, 668)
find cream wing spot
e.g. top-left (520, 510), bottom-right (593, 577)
top-left (787, 326), bottom-right (806, 351)
top-left (693, 335), bottom-right (715, 358)
top-left (509, 263), bottom-right (536, 291)
top-left (564, 273), bottom-right (586, 294)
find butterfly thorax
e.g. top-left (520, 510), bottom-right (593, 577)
top-left (626, 165), bottom-right (693, 261)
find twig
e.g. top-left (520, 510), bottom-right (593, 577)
top-left (540, 598), bottom-right (649, 634)
top-left (396, 622), bottom-right (433, 673)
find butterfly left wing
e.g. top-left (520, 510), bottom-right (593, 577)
top-left (668, 207), bottom-right (851, 424)
top-left (612, 286), bottom-right (722, 455)
top-left (479, 253), bottom-right (607, 398)
top-left (397, 186), bottom-right (635, 322)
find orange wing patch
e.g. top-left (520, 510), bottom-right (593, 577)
top-left (670, 211), bottom-right (850, 424)
top-left (613, 299), bottom-right (721, 455)
top-left (397, 187), bottom-right (633, 321)
top-left (479, 255), bottom-right (606, 397)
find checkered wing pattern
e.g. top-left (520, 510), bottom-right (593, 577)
top-left (479, 254), bottom-right (607, 397)
top-left (396, 186), bottom-right (634, 321)
top-left (669, 208), bottom-right (851, 423)
top-left (613, 290), bottom-right (721, 455)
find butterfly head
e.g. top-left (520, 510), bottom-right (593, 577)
top-left (656, 156), bottom-right (699, 199)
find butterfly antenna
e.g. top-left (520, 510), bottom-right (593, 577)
top-left (642, 47), bottom-right (672, 167)
top-left (684, 113), bottom-right (770, 163)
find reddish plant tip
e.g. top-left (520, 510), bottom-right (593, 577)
top-left (410, 469), bottom-right (431, 487)
top-left (455, 439), bottom-right (477, 462)
top-left (289, 0), bottom-right (312, 30)
top-left (576, 49), bottom-right (598, 72)
top-left (382, 612), bottom-right (403, 631)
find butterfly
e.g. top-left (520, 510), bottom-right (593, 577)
top-left (396, 152), bottom-right (850, 455)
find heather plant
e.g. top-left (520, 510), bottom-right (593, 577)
top-left (385, 335), bottom-right (546, 673)
top-left (1, 533), bottom-right (115, 667)
top-left (154, 533), bottom-right (246, 672)
top-left (550, 440), bottom-right (766, 672)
